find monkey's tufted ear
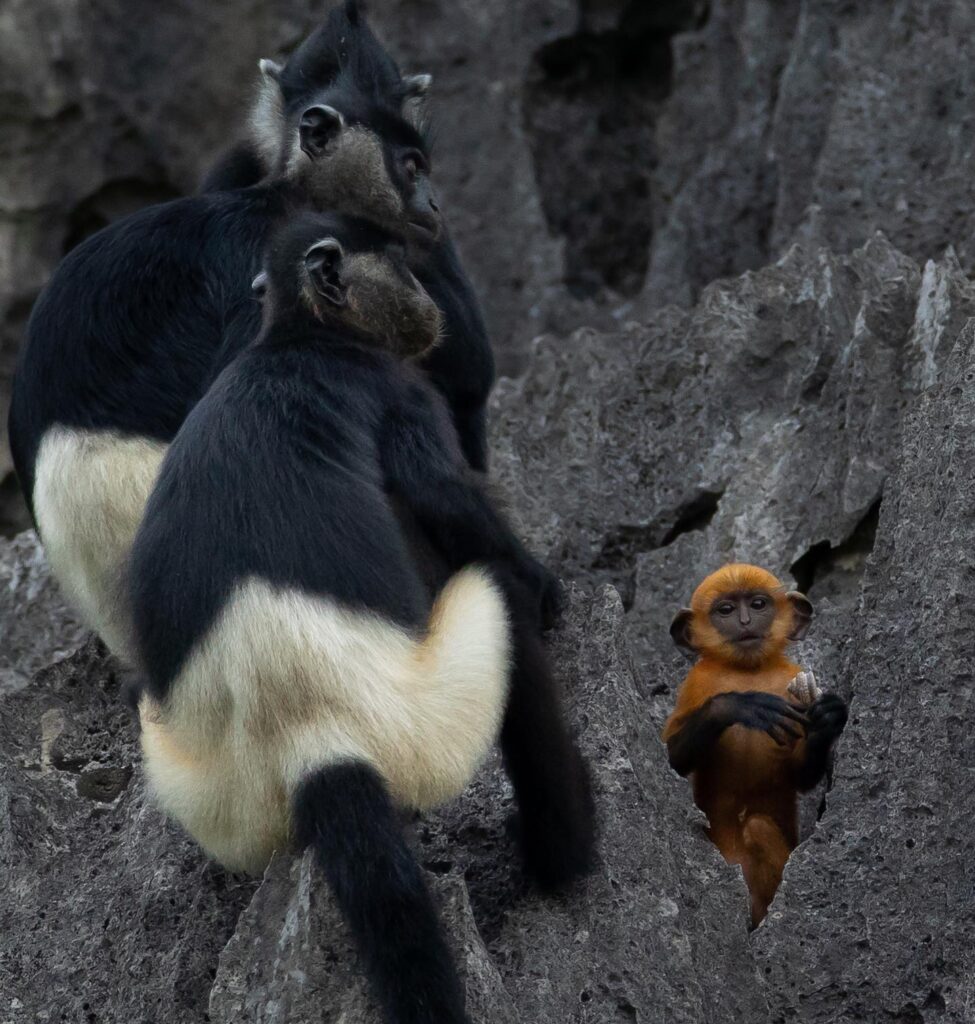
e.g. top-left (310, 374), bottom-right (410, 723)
top-left (786, 591), bottom-right (813, 640)
top-left (402, 73), bottom-right (432, 99)
top-left (305, 238), bottom-right (347, 307)
top-left (670, 608), bottom-right (697, 660)
top-left (298, 105), bottom-right (345, 159)
top-left (258, 58), bottom-right (283, 82)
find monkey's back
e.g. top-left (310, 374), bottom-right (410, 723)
top-left (130, 339), bottom-right (433, 699)
top-left (9, 185), bottom-right (285, 505)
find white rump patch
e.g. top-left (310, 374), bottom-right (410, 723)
top-left (140, 567), bottom-right (510, 874)
top-left (33, 427), bottom-right (167, 663)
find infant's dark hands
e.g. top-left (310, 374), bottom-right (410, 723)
top-left (711, 691), bottom-right (807, 745)
top-left (806, 692), bottom-right (848, 741)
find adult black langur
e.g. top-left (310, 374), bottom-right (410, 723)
top-left (202, 0), bottom-right (495, 472)
top-left (131, 213), bottom-right (592, 1024)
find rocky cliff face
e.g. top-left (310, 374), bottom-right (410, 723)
top-left (1, 1), bottom-right (973, 1021)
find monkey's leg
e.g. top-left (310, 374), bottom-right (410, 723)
top-left (293, 761), bottom-right (470, 1024)
top-left (740, 814), bottom-right (792, 928)
top-left (492, 567), bottom-right (597, 891)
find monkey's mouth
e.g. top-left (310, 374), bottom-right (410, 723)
top-left (406, 217), bottom-right (441, 245)
top-left (736, 635), bottom-right (763, 646)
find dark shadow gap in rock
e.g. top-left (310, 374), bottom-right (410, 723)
top-left (522, 1), bottom-right (709, 298)
top-left (592, 487), bottom-right (723, 609)
top-left (659, 488), bottom-right (722, 547)
top-left (790, 497), bottom-right (882, 597)
top-left (0, 470), bottom-right (32, 538)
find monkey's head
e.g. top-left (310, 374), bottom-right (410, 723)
top-left (251, 2), bottom-right (440, 244)
top-left (670, 564), bottom-right (812, 668)
top-left (254, 212), bottom-right (442, 358)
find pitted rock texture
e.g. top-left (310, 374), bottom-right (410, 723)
top-left (752, 325), bottom-right (975, 1022)
top-left (0, 640), bottom-right (258, 1022)
top-left (0, 530), bottom-right (85, 693)
top-left (644, 0), bottom-right (975, 309)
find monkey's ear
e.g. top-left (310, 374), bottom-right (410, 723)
top-left (402, 73), bottom-right (432, 99)
top-left (670, 608), bottom-right (697, 660)
top-left (786, 591), bottom-right (813, 640)
top-left (251, 271), bottom-right (268, 298)
top-left (305, 238), bottom-right (347, 307)
top-left (258, 58), bottom-right (283, 82)
top-left (299, 105), bottom-right (345, 159)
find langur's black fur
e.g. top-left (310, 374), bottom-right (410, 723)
top-left (201, 0), bottom-right (495, 470)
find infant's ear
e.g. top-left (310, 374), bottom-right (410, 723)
top-left (786, 591), bottom-right (813, 640)
top-left (670, 608), bottom-right (697, 660)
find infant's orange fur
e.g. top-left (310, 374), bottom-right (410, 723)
top-left (664, 564), bottom-right (811, 925)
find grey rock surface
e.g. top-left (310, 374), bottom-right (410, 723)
top-left (645, 0), bottom-right (975, 309)
top-left (753, 324), bottom-right (975, 1023)
top-left (0, 529), bottom-right (86, 693)
top-left (0, 640), bottom-right (258, 1022)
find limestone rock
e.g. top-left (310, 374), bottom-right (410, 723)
top-left (0, 529), bottom-right (86, 693)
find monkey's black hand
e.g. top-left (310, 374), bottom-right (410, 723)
top-left (805, 692), bottom-right (848, 743)
top-left (712, 691), bottom-right (807, 746)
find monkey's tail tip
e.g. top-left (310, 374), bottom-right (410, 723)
top-left (517, 749), bottom-right (599, 893)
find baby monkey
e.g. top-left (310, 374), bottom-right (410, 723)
top-left (663, 564), bottom-right (848, 926)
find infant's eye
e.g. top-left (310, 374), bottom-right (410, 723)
top-left (751, 597), bottom-right (767, 610)
top-left (716, 603), bottom-right (735, 616)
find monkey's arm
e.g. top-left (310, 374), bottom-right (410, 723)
top-left (793, 693), bottom-right (848, 791)
top-left (199, 142), bottom-right (267, 193)
top-left (379, 389), bottom-right (559, 624)
top-left (665, 692), bottom-right (807, 777)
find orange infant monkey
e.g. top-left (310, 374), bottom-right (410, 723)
top-left (663, 564), bottom-right (848, 927)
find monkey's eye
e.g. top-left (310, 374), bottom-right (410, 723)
top-left (401, 150), bottom-right (428, 183)
top-left (716, 602), bottom-right (735, 616)
top-left (751, 597), bottom-right (768, 611)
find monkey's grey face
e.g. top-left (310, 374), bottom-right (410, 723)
top-left (709, 591), bottom-right (778, 653)
top-left (300, 237), bottom-right (442, 358)
top-left (288, 106), bottom-right (441, 244)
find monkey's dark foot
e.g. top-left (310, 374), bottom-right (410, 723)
top-left (539, 573), bottom-right (565, 631)
top-left (514, 558), bottom-right (564, 632)
top-left (514, 748), bottom-right (598, 892)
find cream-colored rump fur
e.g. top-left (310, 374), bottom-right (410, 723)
top-left (139, 567), bottom-right (510, 874)
top-left (33, 427), bottom-right (167, 662)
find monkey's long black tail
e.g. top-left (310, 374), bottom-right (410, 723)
top-left (293, 762), bottom-right (469, 1024)
top-left (490, 566), bottom-right (599, 892)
